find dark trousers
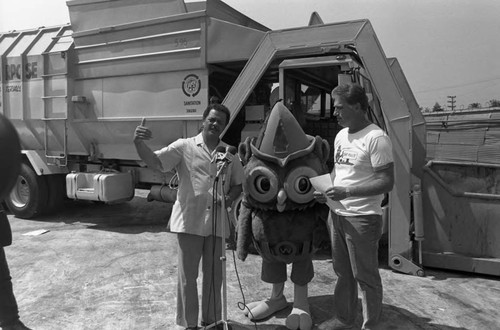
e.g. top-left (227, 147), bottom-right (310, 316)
top-left (176, 233), bottom-right (223, 328)
top-left (0, 247), bottom-right (19, 326)
top-left (327, 212), bottom-right (383, 329)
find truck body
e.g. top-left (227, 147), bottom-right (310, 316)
top-left (1, 0), bottom-right (269, 215)
top-left (1, 0), bottom-right (497, 276)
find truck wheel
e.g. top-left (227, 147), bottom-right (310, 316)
top-left (5, 163), bottom-right (48, 219)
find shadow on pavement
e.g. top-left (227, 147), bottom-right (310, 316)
top-left (310, 295), bottom-right (469, 330)
top-left (10, 191), bottom-right (173, 234)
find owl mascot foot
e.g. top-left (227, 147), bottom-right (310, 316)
top-left (285, 284), bottom-right (312, 330)
top-left (244, 282), bottom-right (288, 321)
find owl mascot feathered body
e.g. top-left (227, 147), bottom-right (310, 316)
top-left (237, 102), bottom-right (330, 330)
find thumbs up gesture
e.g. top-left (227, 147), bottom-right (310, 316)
top-left (134, 117), bottom-right (152, 142)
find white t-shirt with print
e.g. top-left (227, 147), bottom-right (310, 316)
top-left (333, 123), bottom-right (393, 216)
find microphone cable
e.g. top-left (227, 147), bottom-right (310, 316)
top-left (219, 189), bottom-right (259, 329)
top-left (204, 160), bottom-right (259, 330)
top-left (226, 218), bottom-right (259, 329)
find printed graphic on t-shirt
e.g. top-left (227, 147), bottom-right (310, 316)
top-left (335, 145), bottom-right (356, 165)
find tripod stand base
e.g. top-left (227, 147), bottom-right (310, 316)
top-left (201, 319), bottom-right (232, 330)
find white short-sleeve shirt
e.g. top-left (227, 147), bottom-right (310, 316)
top-left (333, 124), bottom-right (393, 216)
top-left (155, 133), bottom-right (243, 237)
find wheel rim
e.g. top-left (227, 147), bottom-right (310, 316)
top-left (9, 175), bottom-right (31, 208)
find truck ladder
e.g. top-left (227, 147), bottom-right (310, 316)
top-left (42, 69), bottom-right (69, 167)
top-left (41, 27), bottom-right (71, 167)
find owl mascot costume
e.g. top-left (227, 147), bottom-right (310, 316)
top-left (237, 102), bottom-right (330, 330)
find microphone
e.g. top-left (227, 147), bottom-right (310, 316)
top-left (215, 146), bottom-right (236, 164)
top-left (215, 146), bottom-right (237, 178)
top-left (212, 145), bottom-right (226, 164)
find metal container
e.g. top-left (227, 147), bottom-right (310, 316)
top-left (422, 161), bottom-right (500, 276)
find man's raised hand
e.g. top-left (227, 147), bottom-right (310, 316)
top-left (134, 117), bottom-right (152, 141)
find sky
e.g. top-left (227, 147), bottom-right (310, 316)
top-left (1, 0), bottom-right (499, 110)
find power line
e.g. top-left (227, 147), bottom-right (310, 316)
top-left (415, 76), bottom-right (500, 94)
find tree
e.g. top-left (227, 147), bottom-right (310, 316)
top-left (488, 99), bottom-right (500, 107)
top-left (469, 102), bottom-right (481, 109)
top-left (432, 102), bottom-right (443, 112)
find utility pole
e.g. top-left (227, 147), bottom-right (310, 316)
top-left (447, 95), bottom-right (456, 111)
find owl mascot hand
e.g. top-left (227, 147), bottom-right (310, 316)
top-left (237, 102), bottom-right (330, 330)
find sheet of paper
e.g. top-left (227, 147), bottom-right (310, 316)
top-left (309, 174), bottom-right (345, 211)
top-left (22, 229), bottom-right (49, 236)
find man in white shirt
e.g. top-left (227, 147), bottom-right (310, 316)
top-left (314, 84), bottom-right (394, 330)
top-left (134, 103), bottom-right (243, 330)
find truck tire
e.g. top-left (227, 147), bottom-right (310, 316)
top-left (5, 163), bottom-right (49, 219)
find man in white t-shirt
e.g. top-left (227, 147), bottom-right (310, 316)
top-left (314, 84), bottom-right (394, 330)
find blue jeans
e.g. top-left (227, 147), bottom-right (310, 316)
top-left (327, 212), bottom-right (383, 329)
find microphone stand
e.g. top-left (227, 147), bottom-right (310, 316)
top-left (204, 160), bottom-right (231, 330)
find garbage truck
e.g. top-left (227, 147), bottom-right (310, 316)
top-left (1, 0), bottom-right (498, 277)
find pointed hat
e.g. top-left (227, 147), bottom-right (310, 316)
top-left (251, 102), bottom-right (315, 167)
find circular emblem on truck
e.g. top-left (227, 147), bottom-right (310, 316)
top-left (182, 74), bottom-right (201, 97)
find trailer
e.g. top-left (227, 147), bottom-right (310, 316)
top-left (3, 0), bottom-right (497, 277)
top-left (422, 109), bottom-right (500, 275)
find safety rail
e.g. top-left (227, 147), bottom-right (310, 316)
top-left (423, 160), bottom-right (500, 200)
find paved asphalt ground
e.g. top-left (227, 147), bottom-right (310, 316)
top-left (4, 190), bottom-right (500, 330)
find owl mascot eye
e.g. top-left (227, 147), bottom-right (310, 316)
top-left (237, 102), bottom-right (330, 330)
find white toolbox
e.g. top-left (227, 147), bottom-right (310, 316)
top-left (66, 172), bottom-right (134, 202)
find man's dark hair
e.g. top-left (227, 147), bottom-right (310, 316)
top-left (209, 96), bottom-right (220, 105)
top-left (202, 103), bottom-right (231, 125)
top-left (331, 83), bottom-right (369, 111)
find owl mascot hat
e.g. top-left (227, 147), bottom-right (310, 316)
top-left (237, 102), bottom-right (330, 330)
